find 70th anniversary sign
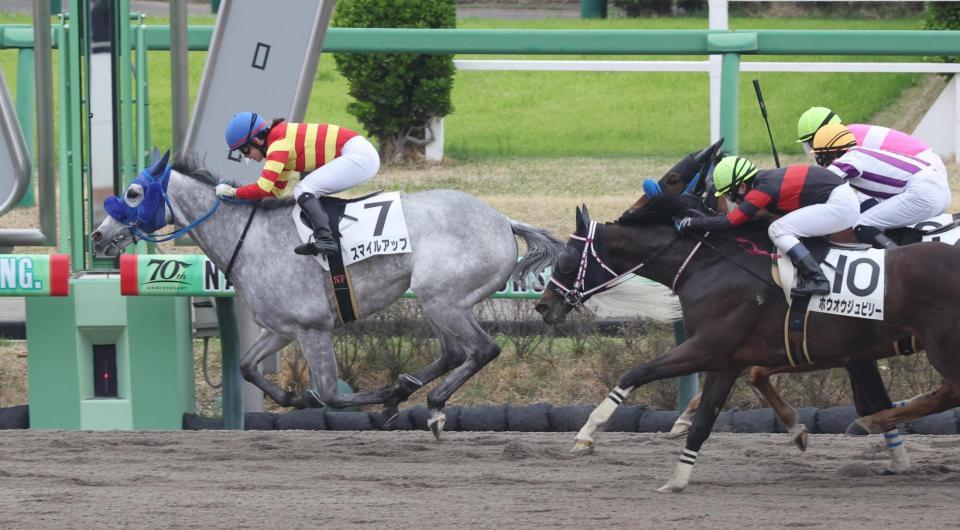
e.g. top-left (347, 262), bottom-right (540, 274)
top-left (118, 254), bottom-right (549, 299)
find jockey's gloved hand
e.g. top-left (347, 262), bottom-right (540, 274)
top-left (675, 216), bottom-right (696, 234)
top-left (215, 184), bottom-right (237, 198)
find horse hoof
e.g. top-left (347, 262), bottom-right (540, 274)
top-left (665, 429), bottom-right (688, 440)
top-left (790, 425), bottom-right (809, 452)
top-left (380, 407), bottom-right (400, 429)
top-left (656, 482), bottom-right (685, 493)
top-left (301, 390), bottom-right (325, 409)
top-left (571, 438), bottom-right (594, 453)
top-left (845, 420), bottom-right (870, 436)
top-left (427, 411), bottom-right (446, 440)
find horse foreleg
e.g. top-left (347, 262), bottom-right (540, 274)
top-left (659, 369), bottom-right (740, 493)
top-left (239, 330), bottom-right (295, 407)
top-left (577, 337), bottom-right (709, 452)
top-left (297, 328), bottom-right (392, 408)
top-left (572, 385), bottom-right (635, 451)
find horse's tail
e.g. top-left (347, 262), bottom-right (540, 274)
top-left (508, 219), bottom-right (564, 286)
top-left (508, 219), bottom-right (682, 323)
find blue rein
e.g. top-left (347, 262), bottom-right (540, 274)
top-left (131, 193), bottom-right (245, 243)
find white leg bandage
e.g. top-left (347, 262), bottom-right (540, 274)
top-left (658, 450), bottom-right (697, 493)
top-left (884, 429), bottom-right (910, 474)
top-left (575, 386), bottom-right (632, 444)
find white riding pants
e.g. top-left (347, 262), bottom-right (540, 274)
top-left (768, 183), bottom-right (860, 253)
top-left (293, 136), bottom-right (381, 199)
top-left (858, 166), bottom-right (951, 229)
top-left (917, 148), bottom-right (948, 181)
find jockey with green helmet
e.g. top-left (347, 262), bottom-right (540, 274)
top-left (219, 112), bottom-right (380, 256)
top-left (677, 155), bottom-right (860, 297)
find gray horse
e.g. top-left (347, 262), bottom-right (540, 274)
top-left (91, 152), bottom-right (561, 437)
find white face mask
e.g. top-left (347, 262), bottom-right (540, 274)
top-left (242, 155), bottom-right (253, 165)
top-left (802, 141), bottom-right (813, 156)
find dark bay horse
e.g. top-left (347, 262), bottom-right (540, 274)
top-left (535, 196), bottom-right (960, 491)
top-left (637, 142), bottom-right (949, 449)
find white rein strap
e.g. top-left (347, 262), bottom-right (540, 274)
top-left (551, 221), bottom-right (653, 305)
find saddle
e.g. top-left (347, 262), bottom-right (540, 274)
top-left (298, 190), bottom-right (384, 241)
top-left (297, 190), bottom-right (382, 325)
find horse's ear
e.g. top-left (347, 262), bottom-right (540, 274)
top-left (694, 137), bottom-right (725, 165)
top-left (151, 150), bottom-right (171, 177)
top-left (575, 206), bottom-right (585, 234)
top-left (581, 204), bottom-right (591, 226)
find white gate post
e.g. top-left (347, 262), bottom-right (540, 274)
top-left (708, 0), bottom-right (728, 143)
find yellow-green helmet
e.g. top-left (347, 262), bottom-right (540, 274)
top-left (713, 156), bottom-right (759, 197)
top-left (797, 107), bottom-right (842, 143)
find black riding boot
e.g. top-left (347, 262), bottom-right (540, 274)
top-left (295, 193), bottom-right (338, 256)
top-left (787, 243), bottom-right (830, 297)
top-left (854, 224), bottom-right (899, 249)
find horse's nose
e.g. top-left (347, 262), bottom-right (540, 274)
top-left (534, 302), bottom-right (549, 316)
top-left (91, 230), bottom-right (102, 243)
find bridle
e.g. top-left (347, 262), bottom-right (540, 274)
top-left (549, 220), bottom-right (680, 310)
top-left (108, 175), bottom-right (254, 279)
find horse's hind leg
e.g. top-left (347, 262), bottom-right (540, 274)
top-left (419, 309), bottom-right (501, 439)
top-left (668, 391), bottom-right (700, 437)
top-left (378, 335), bottom-right (467, 427)
top-left (659, 369), bottom-right (740, 493)
top-left (851, 382), bottom-right (959, 433)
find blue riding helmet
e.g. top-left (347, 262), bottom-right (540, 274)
top-left (225, 112), bottom-right (267, 150)
top-left (104, 149), bottom-right (173, 233)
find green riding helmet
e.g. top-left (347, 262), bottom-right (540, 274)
top-left (797, 106), bottom-right (842, 143)
top-left (713, 155), bottom-right (759, 197)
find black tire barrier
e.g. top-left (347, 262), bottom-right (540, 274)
top-left (635, 410), bottom-right (680, 433)
top-left (547, 405), bottom-right (593, 432)
top-left (816, 406), bottom-right (860, 434)
top-left (0, 405), bottom-right (29, 429)
top-left (460, 405), bottom-right (508, 431)
top-left (244, 412), bottom-right (277, 431)
top-left (4, 404), bottom-right (960, 433)
top-left (272, 409), bottom-right (327, 431)
top-left (0, 321), bottom-right (25, 340)
top-left (606, 405), bottom-right (646, 432)
top-left (907, 409), bottom-right (960, 435)
top-left (506, 403), bottom-right (552, 432)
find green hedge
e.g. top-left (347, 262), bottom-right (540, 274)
top-left (332, 0), bottom-right (456, 162)
top-left (925, 1), bottom-right (960, 62)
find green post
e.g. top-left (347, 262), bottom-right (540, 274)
top-left (580, 0), bottom-right (607, 19)
top-left (116, 0), bottom-right (134, 186)
top-left (719, 52), bottom-right (740, 153)
top-left (674, 320), bottom-right (698, 411)
top-left (215, 298), bottom-right (244, 430)
top-left (15, 48), bottom-right (35, 207)
top-left (211, 0), bottom-right (221, 14)
top-left (50, 0), bottom-right (61, 14)
top-left (134, 20), bottom-right (150, 173)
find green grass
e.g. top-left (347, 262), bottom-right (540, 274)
top-left (0, 13), bottom-right (929, 160)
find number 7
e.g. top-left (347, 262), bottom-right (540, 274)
top-left (364, 201), bottom-right (392, 236)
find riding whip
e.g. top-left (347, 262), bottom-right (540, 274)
top-left (752, 79), bottom-right (781, 168)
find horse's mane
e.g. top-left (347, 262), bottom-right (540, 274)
top-left (171, 152), bottom-right (295, 210)
top-left (615, 194), bottom-right (700, 226)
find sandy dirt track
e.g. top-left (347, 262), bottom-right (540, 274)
top-left (1, 430), bottom-right (959, 528)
